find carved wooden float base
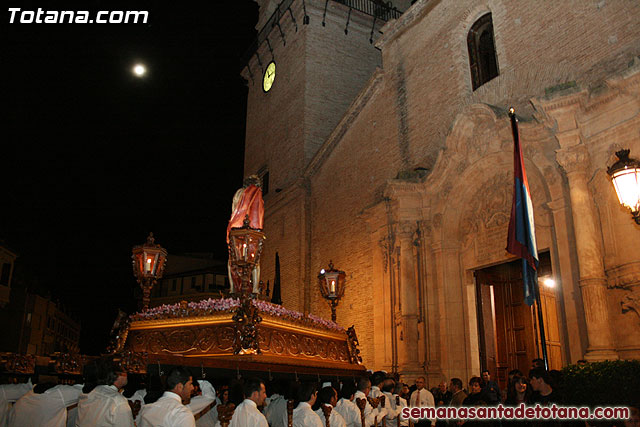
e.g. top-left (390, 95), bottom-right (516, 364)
top-left (123, 311), bottom-right (366, 376)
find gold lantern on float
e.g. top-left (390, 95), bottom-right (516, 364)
top-left (132, 233), bottom-right (167, 310)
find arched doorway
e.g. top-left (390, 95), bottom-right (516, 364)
top-left (475, 251), bottom-right (563, 388)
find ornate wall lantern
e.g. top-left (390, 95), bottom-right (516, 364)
top-left (607, 149), bottom-right (640, 225)
top-left (132, 233), bottom-right (167, 310)
top-left (318, 261), bottom-right (346, 322)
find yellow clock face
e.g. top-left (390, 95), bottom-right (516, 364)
top-left (263, 61), bottom-right (276, 92)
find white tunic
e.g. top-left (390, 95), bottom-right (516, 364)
top-left (314, 404), bottom-right (347, 427)
top-left (187, 380), bottom-right (217, 418)
top-left (138, 391), bottom-right (195, 427)
top-left (0, 381), bottom-right (32, 427)
top-left (9, 384), bottom-right (83, 427)
top-left (409, 388), bottom-right (435, 425)
top-left (333, 398), bottom-right (361, 427)
top-left (382, 392), bottom-right (408, 426)
top-left (264, 393), bottom-right (287, 427)
top-left (126, 389), bottom-right (146, 406)
top-left (369, 386), bottom-right (382, 399)
top-left (292, 402), bottom-right (323, 427)
top-left (189, 381), bottom-right (217, 427)
top-left (196, 396), bottom-right (222, 427)
top-left (354, 390), bottom-right (387, 427)
top-left (67, 392), bottom-right (88, 427)
top-left (229, 399), bottom-right (268, 427)
top-left (76, 385), bottom-right (134, 427)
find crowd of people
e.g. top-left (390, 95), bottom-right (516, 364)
top-left (1, 357), bottom-right (638, 427)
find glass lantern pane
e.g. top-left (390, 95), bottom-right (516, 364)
top-left (143, 253), bottom-right (152, 274)
top-left (325, 272), bottom-right (339, 296)
top-left (612, 169), bottom-right (640, 210)
top-left (134, 253), bottom-right (143, 277)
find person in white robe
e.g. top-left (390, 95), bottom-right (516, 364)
top-left (292, 382), bottom-right (323, 427)
top-left (314, 386), bottom-right (346, 427)
top-left (333, 383), bottom-right (361, 427)
top-left (188, 380), bottom-right (216, 427)
top-left (76, 363), bottom-right (133, 427)
top-left (9, 382), bottom-right (83, 427)
top-left (353, 377), bottom-right (387, 427)
top-left (138, 367), bottom-right (201, 427)
top-left (229, 377), bottom-right (268, 427)
top-left (382, 380), bottom-right (409, 427)
top-left (0, 379), bottom-right (32, 427)
top-left (264, 380), bottom-right (288, 427)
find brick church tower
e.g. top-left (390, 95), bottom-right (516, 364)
top-left (240, 0), bottom-right (409, 312)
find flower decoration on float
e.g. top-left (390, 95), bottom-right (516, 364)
top-left (131, 297), bottom-right (344, 332)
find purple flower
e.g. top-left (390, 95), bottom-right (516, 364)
top-left (130, 297), bottom-right (343, 332)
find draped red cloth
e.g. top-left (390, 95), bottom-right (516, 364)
top-left (226, 184), bottom-right (264, 242)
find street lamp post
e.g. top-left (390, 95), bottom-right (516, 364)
top-left (132, 233), bottom-right (167, 310)
top-left (607, 149), bottom-right (640, 225)
top-left (228, 215), bottom-right (266, 354)
top-left (318, 261), bottom-right (346, 322)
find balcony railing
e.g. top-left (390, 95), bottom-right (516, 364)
top-left (336, 0), bottom-right (402, 21)
top-left (242, 0), bottom-right (403, 67)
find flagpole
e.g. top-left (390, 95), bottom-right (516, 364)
top-left (508, 108), bottom-right (550, 371)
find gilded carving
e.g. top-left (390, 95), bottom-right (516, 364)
top-left (118, 351), bottom-right (148, 374)
top-left (4, 353), bottom-right (35, 374)
top-left (53, 353), bottom-right (83, 375)
top-left (127, 324), bottom-right (352, 363)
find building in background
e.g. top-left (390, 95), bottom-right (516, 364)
top-left (241, 0), bottom-right (640, 385)
top-left (0, 291), bottom-right (81, 355)
top-left (149, 253), bottom-right (230, 306)
top-left (0, 242), bottom-right (18, 307)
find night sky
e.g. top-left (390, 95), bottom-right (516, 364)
top-left (4, 1), bottom-right (259, 354)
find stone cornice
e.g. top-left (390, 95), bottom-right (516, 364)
top-left (605, 60), bottom-right (640, 93)
top-left (304, 68), bottom-right (385, 178)
top-left (532, 63), bottom-right (640, 128)
top-left (532, 90), bottom-right (588, 114)
top-left (606, 261), bottom-right (640, 289)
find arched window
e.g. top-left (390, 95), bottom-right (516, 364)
top-left (467, 13), bottom-right (499, 90)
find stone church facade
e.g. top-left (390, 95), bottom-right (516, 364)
top-left (241, 0), bottom-right (640, 384)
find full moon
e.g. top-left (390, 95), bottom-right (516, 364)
top-left (132, 64), bottom-right (146, 77)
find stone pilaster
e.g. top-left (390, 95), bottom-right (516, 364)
top-left (396, 221), bottom-right (422, 377)
top-left (556, 145), bottom-right (618, 361)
